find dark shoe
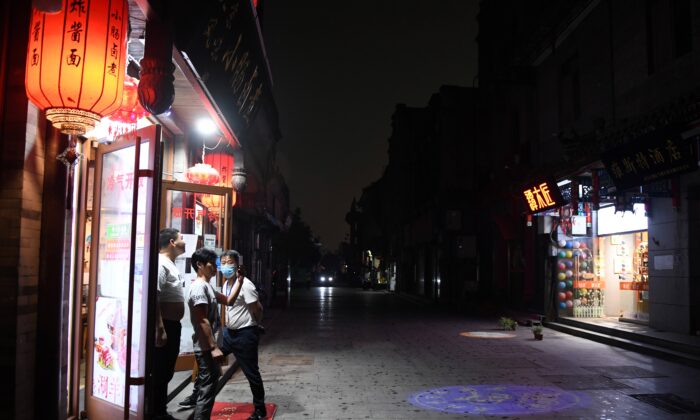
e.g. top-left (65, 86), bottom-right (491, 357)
top-left (247, 409), bottom-right (267, 420)
top-left (177, 394), bottom-right (197, 409)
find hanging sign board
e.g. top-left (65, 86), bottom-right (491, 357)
top-left (521, 180), bottom-right (565, 214)
top-left (601, 125), bottom-right (698, 191)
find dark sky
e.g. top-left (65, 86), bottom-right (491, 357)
top-left (264, 1), bottom-right (479, 251)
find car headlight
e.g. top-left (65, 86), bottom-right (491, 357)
top-left (320, 276), bottom-right (326, 281)
top-left (328, 277), bottom-right (333, 281)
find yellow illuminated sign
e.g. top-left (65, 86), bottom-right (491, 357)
top-left (522, 181), bottom-right (562, 213)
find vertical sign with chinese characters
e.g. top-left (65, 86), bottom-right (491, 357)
top-left (522, 180), bottom-right (565, 214)
top-left (601, 126), bottom-right (698, 191)
top-left (175, 0), bottom-right (269, 139)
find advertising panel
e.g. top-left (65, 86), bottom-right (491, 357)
top-left (92, 142), bottom-right (149, 411)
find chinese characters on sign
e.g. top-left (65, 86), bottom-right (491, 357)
top-left (179, 0), bottom-right (266, 137)
top-left (522, 180), bottom-right (564, 214)
top-left (172, 206), bottom-right (222, 222)
top-left (601, 126), bottom-right (698, 191)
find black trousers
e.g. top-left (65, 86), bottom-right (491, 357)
top-left (153, 320), bottom-right (181, 416)
top-left (221, 326), bottom-right (266, 413)
top-left (193, 349), bottom-right (221, 419)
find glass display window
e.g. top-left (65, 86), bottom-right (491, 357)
top-left (555, 235), bottom-right (602, 318)
top-left (595, 231), bottom-right (649, 321)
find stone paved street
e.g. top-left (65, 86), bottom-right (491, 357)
top-left (183, 287), bottom-right (700, 419)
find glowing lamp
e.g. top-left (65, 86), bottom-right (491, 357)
top-left (186, 163), bottom-right (220, 185)
top-left (25, 0), bottom-right (129, 135)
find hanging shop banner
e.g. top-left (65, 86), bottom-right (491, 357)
top-left (601, 126), bottom-right (698, 191)
top-left (174, 0), bottom-right (272, 141)
top-left (521, 179), bottom-right (565, 214)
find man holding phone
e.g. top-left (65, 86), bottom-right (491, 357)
top-left (219, 250), bottom-right (267, 420)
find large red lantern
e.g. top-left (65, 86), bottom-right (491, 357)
top-left (25, 0), bottom-right (129, 135)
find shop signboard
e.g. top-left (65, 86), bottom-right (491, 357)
top-left (601, 126), bottom-right (698, 191)
top-left (521, 179), bottom-right (565, 214)
top-left (174, 0), bottom-right (270, 141)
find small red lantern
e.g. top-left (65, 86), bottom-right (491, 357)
top-left (106, 76), bottom-right (150, 139)
top-left (25, 0), bottom-right (129, 135)
top-left (200, 153), bottom-right (237, 208)
top-left (186, 163), bottom-right (220, 185)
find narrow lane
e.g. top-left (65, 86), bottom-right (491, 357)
top-left (215, 287), bottom-right (700, 419)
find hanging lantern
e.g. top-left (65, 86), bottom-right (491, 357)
top-left (186, 163), bottom-right (220, 185)
top-left (25, 0), bottom-right (129, 135)
top-left (200, 153), bottom-right (237, 209)
top-left (232, 168), bottom-right (248, 192)
top-left (106, 75), bottom-right (150, 139)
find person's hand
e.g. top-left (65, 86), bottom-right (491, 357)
top-left (211, 347), bottom-right (224, 364)
top-left (155, 326), bottom-right (167, 347)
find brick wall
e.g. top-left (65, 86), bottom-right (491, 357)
top-left (1, 1), bottom-right (39, 418)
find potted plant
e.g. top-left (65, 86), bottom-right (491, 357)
top-left (499, 317), bottom-right (517, 331)
top-left (532, 324), bottom-right (543, 340)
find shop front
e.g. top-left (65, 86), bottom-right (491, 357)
top-left (525, 123), bottom-right (699, 333)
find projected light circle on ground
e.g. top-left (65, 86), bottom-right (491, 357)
top-left (460, 331), bottom-right (516, 339)
top-left (409, 385), bottom-right (589, 416)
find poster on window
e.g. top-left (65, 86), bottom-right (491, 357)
top-left (92, 142), bottom-right (149, 411)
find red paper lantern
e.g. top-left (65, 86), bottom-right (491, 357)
top-left (109, 76), bottom-right (149, 124)
top-left (186, 163), bottom-right (220, 185)
top-left (25, 0), bottom-right (129, 135)
top-left (201, 153), bottom-right (237, 208)
top-left (106, 76), bottom-right (150, 139)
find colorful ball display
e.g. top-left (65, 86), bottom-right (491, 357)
top-left (573, 250), bottom-right (581, 257)
top-left (559, 302), bottom-right (567, 309)
top-left (580, 262), bottom-right (588, 269)
top-left (558, 292), bottom-right (566, 301)
top-left (566, 300), bottom-right (573, 308)
top-left (566, 241), bottom-right (573, 249)
top-left (565, 260), bottom-right (574, 268)
top-left (579, 242), bottom-right (587, 249)
top-left (558, 262), bottom-right (566, 270)
top-left (557, 272), bottom-right (566, 281)
top-left (566, 280), bottom-right (573, 288)
top-left (566, 250), bottom-right (573, 258)
top-left (558, 239), bottom-right (567, 248)
top-left (565, 270), bottom-right (573, 278)
top-left (573, 241), bottom-right (580, 249)
top-left (574, 299), bottom-right (581, 306)
top-left (558, 251), bottom-right (567, 258)
top-left (558, 281), bottom-right (566, 289)
top-left (566, 291), bottom-right (573, 299)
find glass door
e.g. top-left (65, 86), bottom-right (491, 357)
top-left (86, 125), bottom-right (161, 419)
top-left (159, 181), bottom-right (232, 371)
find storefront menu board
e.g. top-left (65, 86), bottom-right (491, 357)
top-left (93, 142), bottom-right (150, 411)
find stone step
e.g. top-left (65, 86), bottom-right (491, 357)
top-left (554, 317), bottom-right (700, 356)
top-left (544, 321), bottom-right (700, 369)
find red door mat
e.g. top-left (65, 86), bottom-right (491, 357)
top-left (211, 402), bottom-right (277, 419)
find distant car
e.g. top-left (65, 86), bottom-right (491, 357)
top-left (314, 272), bottom-right (335, 286)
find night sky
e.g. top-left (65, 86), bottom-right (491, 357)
top-left (264, 1), bottom-right (479, 250)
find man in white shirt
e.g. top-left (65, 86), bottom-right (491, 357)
top-left (153, 228), bottom-right (186, 420)
top-left (219, 250), bottom-right (267, 420)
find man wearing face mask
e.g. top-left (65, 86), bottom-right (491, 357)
top-left (153, 228), bottom-right (186, 420)
top-left (187, 247), bottom-right (223, 419)
top-left (219, 250), bottom-right (267, 420)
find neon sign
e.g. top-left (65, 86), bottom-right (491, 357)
top-left (522, 180), bottom-right (564, 214)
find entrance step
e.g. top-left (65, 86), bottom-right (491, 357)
top-left (544, 320), bottom-right (700, 369)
